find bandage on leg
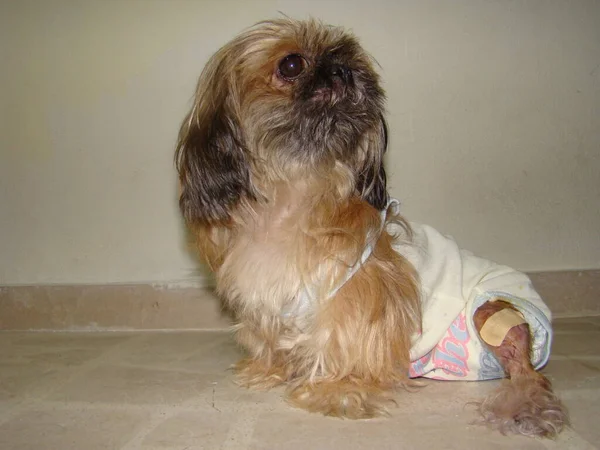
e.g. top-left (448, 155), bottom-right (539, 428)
top-left (473, 300), bottom-right (569, 437)
top-left (478, 306), bottom-right (526, 347)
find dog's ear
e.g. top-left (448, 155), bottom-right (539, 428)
top-left (357, 115), bottom-right (389, 210)
top-left (175, 53), bottom-right (254, 225)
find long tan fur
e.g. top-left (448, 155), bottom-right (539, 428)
top-left (222, 182), bottom-right (421, 418)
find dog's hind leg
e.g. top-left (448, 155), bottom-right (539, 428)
top-left (473, 300), bottom-right (569, 438)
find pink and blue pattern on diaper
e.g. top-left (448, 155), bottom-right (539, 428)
top-left (409, 313), bottom-right (471, 379)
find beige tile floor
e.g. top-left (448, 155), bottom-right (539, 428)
top-left (0, 317), bottom-right (599, 450)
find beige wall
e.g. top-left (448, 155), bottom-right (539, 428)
top-left (1, 0), bottom-right (598, 285)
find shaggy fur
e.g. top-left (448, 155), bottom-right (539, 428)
top-left (176, 17), bottom-right (419, 419)
top-left (476, 377), bottom-right (568, 437)
top-left (175, 18), bottom-right (568, 437)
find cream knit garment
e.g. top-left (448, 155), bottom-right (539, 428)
top-left (386, 200), bottom-right (552, 380)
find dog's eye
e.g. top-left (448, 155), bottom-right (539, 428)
top-left (278, 54), bottom-right (305, 80)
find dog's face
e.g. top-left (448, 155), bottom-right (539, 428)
top-left (176, 19), bottom-right (388, 225)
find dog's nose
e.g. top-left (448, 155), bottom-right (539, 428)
top-left (329, 64), bottom-right (351, 84)
top-left (306, 61), bottom-right (353, 102)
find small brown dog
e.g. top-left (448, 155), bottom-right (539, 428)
top-left (175, 18), bottom-right (568, 438)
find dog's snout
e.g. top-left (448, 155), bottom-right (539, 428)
top-left (329, 64), bottom-right (351, 84)
top-left (306, 62), bottom-right (353, 103)
top-left (314, 62), bottom-right (352, 87)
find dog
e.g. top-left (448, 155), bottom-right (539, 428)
top-left (175, 18), bottom-right (568, 438)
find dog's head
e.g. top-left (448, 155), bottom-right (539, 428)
top-left (176, 18), bottom-right (388, 225)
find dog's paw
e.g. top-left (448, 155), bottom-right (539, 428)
top-left (476, 376), bottom-right (569, 438)
top-left (233, 358), bottom-right (288, 390)
top-left (285, 379), bottom-right (396, 419)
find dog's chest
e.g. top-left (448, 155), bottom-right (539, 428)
top-left (219, 199), bottom-right (311, 316)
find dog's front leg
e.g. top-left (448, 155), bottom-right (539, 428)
top-left (473, 300), bottom-right (569, 437)
top-left (284, 244), bottom-right (420, 419)
top-left (232, 319), bottom-right (292, 390)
